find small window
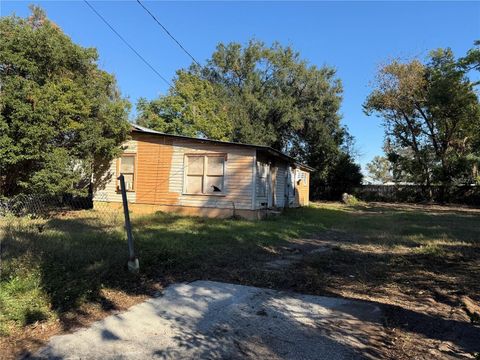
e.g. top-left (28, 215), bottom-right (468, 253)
top-left (117, 154), bottom-right (135, 191)
top-left (186, 156), bottom-right (204, 194)
top-left (185, 155), bottom-right (225, 194)
top-left (296, 169), bottom-right (307, 185)
top-left (303, 172), bottom-right (307, 185)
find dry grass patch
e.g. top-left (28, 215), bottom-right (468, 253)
top-left (1, 202), bottom-right (479, 359)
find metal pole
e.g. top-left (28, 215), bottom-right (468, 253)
top-left (118, 174), bottom-right (139, 273)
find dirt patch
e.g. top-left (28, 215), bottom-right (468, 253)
top-left (263, 230), bottom-right (354, 271)
top-left (0, 289), bottom-right (151, 360)
top-left (255, 206), bottom-right (480, 359)
top-left (365, 201), bottom-right (480, 215)
top-left (279, 229), bottom-right (480, 357)
top-left (2, 202), bottom-right (479, 359)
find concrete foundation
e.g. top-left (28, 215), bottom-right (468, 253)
top-left (94, 201), bottom-right (272, 220)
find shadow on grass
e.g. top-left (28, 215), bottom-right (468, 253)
top-left (1, 203), bottom-right (479, 357)
top-left (1, 214), bottom-right (142, 333)
top-left (283, 243), bottom-right (480, 355)
top-left (0, 207), bottom-right (327, 333)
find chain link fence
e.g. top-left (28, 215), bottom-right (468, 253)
top-left (0, 191), bottom-right (141, 336)
top-left (0, 193), bottom-right (127, 277)
top-left (0, 193), bottom-right (119, 220)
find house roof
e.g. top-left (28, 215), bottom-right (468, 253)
top-left (131, 124), bottom-right (315, 172)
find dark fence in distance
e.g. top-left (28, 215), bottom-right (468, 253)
top-left (314, 185), bottom-right (480, 206)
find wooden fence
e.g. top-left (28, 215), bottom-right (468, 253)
top-left (314, 185), bottom-right (480, 206)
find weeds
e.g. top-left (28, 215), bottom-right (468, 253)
top-left (1, 202), bottom-right (479, 358)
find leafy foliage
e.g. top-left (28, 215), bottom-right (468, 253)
top-left (137, 40), bottom-right (362, 194)
top-left (366, 156), bottom-right (393, 184)
top-left (364, 43), bottom-right (480, 193)
top-left (0, 6), bottom-right (131, 196)
top-left (137, 72), bottom-right (233, 140)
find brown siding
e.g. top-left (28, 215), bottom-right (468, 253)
top-left (135, 134), bottom-right (179, 205)
top-left (295, 170), bottom-right (310, 206)
top-left (93, 132), bottom-right (312, 214)
top-left (94, 134), bottom-right (255, 211)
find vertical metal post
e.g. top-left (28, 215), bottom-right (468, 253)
top-left (118, 174), bottom-right (139, 273)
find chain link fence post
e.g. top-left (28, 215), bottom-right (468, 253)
top-left (118, 174), bottom-right (139, 273)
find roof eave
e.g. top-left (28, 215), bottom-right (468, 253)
top-left (131, 124), bottom-right (315, 172)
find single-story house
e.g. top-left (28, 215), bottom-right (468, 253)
top-left (93, 124), bottom-right (313, 219)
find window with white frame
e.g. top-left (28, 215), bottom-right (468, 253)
top-left (185, 155), bottom-right (225, 194)
top-left (117, 154), bottom-right (136, 191)
top-left (296, 169), bottom-right (307, 185)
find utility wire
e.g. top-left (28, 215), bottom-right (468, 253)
top-left (136, 0), bottom-right (200, 67)
top-left (84, 0), bottom-right (171, 86)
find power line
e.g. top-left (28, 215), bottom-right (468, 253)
top-left (83, 0), bottom-right (171, 87)
top-left (136, 0), bottom-right (200, 67)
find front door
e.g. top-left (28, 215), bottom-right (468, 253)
top-left (268, 166), bottom-right (276, 208)
top-left (286, 167), bottom-right (295, 207)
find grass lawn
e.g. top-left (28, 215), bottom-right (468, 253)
top-left (1, 202), bottom-right (479, 359)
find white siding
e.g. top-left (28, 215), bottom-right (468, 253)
top-left (93, 139), bottom-right (137, 203)
top-left (169, 140), bottom-right (255, 210)
top-left (92, 135), bottom-right (309, 211)
top-left (254, 161), bottom-right (288, 209)
top-left (275, 163), bottom-right (287, 208)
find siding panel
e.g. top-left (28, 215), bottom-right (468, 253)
top-left (93, 133), bottom-right (309, 212)
top-left (275, 163), bottom-right (287, 208)
top-left (135, 135), bottom-right (179, 205)
top-left (170, 140), bottom-right (255, 210)
top-left (93, 139), bottom-right (137, 203)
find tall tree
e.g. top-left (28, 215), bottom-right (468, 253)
top-left (364, 44), bottom-right (480, 196)
top-left (0, 6), bottom-right (131, 196)
top-left (137, 40), bottom-right (362, 193)
top-left (366, 156), bottom-right (393, 184)
top-left (137, 72), bottom-right (233, 141)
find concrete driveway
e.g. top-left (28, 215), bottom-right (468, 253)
top-left (34, 281), bottom-right (388, 359)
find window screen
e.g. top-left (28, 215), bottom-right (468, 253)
top-left (118, 155), bottom-right (135, 191)
top-left (185, 155), bottom-right (225, 194)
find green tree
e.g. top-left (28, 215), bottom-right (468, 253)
top-left (459, 40), bottom-right (480, 184)
top-left (137, 72), bottom-right (233, 140)
top-left (459, 40), bottom-right (480, 73)
top-left (324, 153), bottom-right (363, 198)
top-left (137, 40), bottom-right (361, 194)
top-left (366, 156), bottom-right (393, 184)
top-left (364, 44), bottom-right (480, 196)
top-left (0, 6), bottom-right (131, 196)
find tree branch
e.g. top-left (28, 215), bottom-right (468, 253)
top-left (415, 103), bottom-right (441, 157)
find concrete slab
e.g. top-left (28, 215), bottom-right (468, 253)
top-left (34, 281), bottom-right (388, 359)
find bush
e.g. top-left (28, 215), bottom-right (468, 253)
top-left (341, 193), bottom-right (362, 206)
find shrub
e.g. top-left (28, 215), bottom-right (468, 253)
top-left (341, 193), bottom-right (362, 206)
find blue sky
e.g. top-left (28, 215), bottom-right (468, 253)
top-left (2, 1), bottom-right (479, 172)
